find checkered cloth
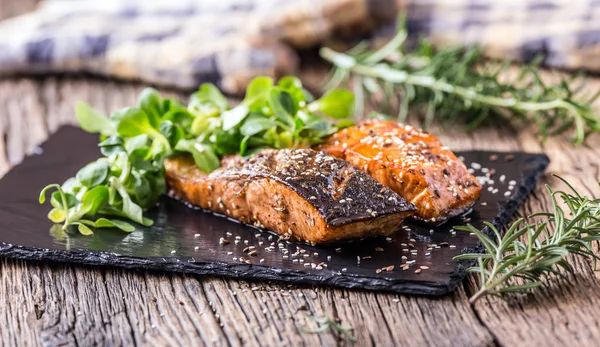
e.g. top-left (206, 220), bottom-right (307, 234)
top-left (0, 0), bottom-right (598, 94)
top-left (0, 0), bottom-right (399, 94)
top-left (406, 0), bottom-right (600, 71)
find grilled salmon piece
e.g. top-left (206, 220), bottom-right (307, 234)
top-left (165, 149), bottom-right (416, 244)
top-left (315, 120), bottom-right (481, 223)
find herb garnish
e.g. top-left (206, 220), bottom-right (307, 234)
top-left (39, 76), bottom-right (354, 234)
top-left (321, 17), bottom-right (600, 144)
top-left (300, 314), bottom-right (357, 342)
top-left (455, 175), bottom-right (600, 302)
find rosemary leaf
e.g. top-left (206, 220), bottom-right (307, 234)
top-left (300, 314), bottom-right (357, 342)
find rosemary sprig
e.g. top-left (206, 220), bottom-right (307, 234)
top-left (455, 175), bottom-right (600, 303)
top-left (300, 314), bottom-right (357, 342)
top-left (321, 17), bottom-right (600, 144)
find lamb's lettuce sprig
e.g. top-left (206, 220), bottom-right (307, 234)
top-left (40, 76), bottom-right (354, 235)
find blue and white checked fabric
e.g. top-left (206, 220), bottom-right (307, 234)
top-left (0, 0), bottom-right (598, 93)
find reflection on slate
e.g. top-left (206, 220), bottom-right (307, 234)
top-left (0, 127), bottom-right (549, 296)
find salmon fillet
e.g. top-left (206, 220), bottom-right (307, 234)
top-left (315, 120), bottom-right (482, 223)
top-left (165, 148), bottom-right (416, 244)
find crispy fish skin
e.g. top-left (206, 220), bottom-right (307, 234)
top-left (165, 149), bottom-right (415, 244)
top-left (315, 120), bottom-right (482, 223)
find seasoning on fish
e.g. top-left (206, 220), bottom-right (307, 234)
top-left (165, 148), bottom-right (416, 244)
top-left (315, 120), bottom-right (481, 223)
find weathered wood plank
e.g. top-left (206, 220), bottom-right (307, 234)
top-left (0, 260), bottom-right (42, 346)
top-left (0, 58), bottom-right (599, 347)
top-left (1, 74), bottom-right (599, 347)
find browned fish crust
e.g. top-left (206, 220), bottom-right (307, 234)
top-left (165, 149), bottom-right (416, 244)
top-left (315, 120), bottom-right (482, 223)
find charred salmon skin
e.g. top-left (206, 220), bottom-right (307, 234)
top-left (165, 148), bottom-right (416, 244)
top-left (315, 120), bottom-right (481, 223)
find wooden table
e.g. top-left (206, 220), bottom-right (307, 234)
top-left (2, 2), bottom-right (600, 346)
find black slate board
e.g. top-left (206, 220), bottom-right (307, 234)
top-left (0, 126), bottom-right (549, 296)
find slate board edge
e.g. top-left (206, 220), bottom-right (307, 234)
top-left (447, 153), bottom-right (551, 294)
top-left (0, 243), bottom-right (451, 295)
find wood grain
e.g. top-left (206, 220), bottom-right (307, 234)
top-left (2, 1), bottom-right (600, 346)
